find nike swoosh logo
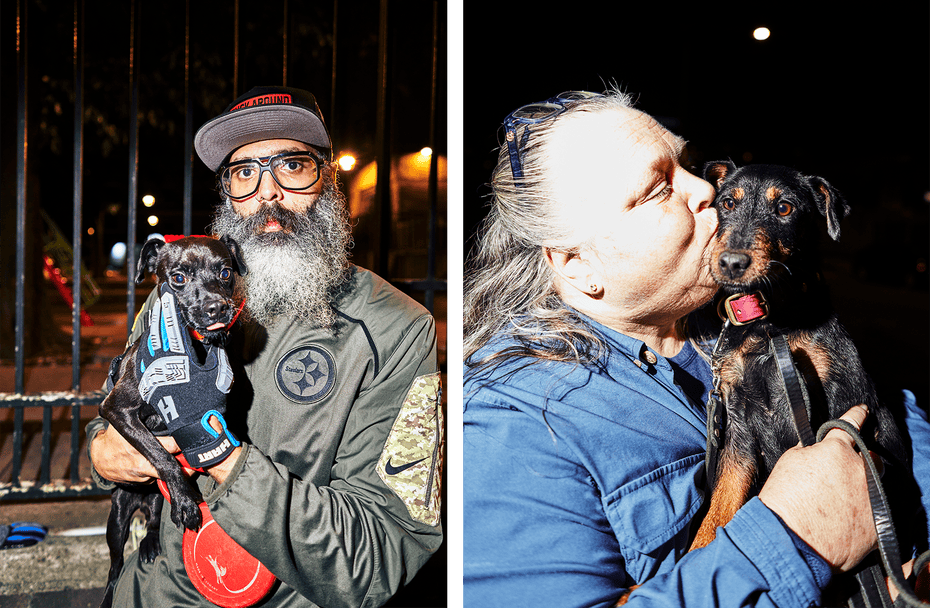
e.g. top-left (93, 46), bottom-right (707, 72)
top-left (385, 457), bottom-right (426, 475)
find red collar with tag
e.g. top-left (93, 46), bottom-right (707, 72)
top-left (718, 292), bottom-right (768, 326)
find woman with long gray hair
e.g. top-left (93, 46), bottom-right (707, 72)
top-left (462, 88), bottom-right (918, 607)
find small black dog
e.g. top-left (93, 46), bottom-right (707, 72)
top-left (690, 161), bottom-right (909, 550)
top-left (99, 235), bottom-right (246, 608)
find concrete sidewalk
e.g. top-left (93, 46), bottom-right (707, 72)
top-left (0, 496), bottom-right (112, 607)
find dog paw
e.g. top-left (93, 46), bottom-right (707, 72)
top-left (171, 496), bottom-right (203, 531)
top-left (138, 530), bottom-right (161, 563)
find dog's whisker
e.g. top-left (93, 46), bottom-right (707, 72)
top-left (767, 260), bottom-right (792, 277)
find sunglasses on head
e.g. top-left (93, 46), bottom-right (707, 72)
top-left (503, 91), bottom-right (601, 183)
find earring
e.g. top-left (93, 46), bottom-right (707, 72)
top-left (589, 283), bottom-right (599, 294)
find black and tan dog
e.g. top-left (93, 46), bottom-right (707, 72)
top-left (99, 235), bottom-right (246, 608)
top-left (690, 161), bottom-right (910, 551)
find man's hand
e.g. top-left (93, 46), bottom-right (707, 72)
top-left (90, 424), bottom-right (180, 484)
top-left (759, 404), bottom-right (877, 572)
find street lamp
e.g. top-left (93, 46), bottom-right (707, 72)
top-left (338, 154), bottom-right (357, 171)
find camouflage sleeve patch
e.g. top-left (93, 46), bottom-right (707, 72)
top-left (377, 372), bottom-right (443, 526)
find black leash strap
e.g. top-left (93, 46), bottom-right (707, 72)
top-left (771, 334), bottom-right (817, 447)
top-left (704, 322), bottom-right (732, 487)
top-left (817, 419), bottom-right (930, 607)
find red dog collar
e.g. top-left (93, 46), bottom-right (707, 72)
top-left (719, 292), bottom-right (769, 326)
top-left (189, 298), bottom-right (247, 342)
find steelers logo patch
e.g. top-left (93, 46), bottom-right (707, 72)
top-left (275, 345), bottom-right (336, 403)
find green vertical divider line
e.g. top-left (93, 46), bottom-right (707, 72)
top-left (446, 0), bottom-right (463, 608)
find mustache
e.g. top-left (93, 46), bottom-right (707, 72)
top-left (237, 202), bottom-right (308, 236)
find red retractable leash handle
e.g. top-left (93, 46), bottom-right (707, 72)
top-left (158, 455), bottom-right (276, 608)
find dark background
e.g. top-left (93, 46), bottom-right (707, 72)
top-left (462, 2), bottom-right (929, 407)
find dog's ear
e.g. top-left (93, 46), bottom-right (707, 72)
top-left (135, 238), bottom-right (165, 284)
top-left (219, 235), bottom-right (248, 276)
top-left (703, 160), bottom-right (737, 190)
top-left (808, 176), bottom-right (849, 241)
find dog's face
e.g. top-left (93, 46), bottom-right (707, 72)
top-left (703, 161), bottom-right (849, 290)
top-left (135, 235), bottom-right (247, 344)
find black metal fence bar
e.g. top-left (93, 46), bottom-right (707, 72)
top-left (183, 0), bottom-right (193, 237)
top-left (425, 0), bottom-right (440, 314)
top-left (125, 0), bottom-right (140, 338)
top-left (70, 0), bottom-right (86, 485)
top-left (375, 0), bottom-right (393, 280)
top-left (12, 0), bottom-right (29, 489)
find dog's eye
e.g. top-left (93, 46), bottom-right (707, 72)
top-left (219, 268), bottom-right (232, 281)
top-left (171, 273), bottom-right (187, 285)
top-left (777, 202), bottom-right (794, 216)
top-left (721, 198), bottom-right (736, 211)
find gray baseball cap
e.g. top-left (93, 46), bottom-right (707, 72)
top-left (194, 86), bottom-right (332, 172)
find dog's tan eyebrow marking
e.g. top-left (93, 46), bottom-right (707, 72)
top-left (731, 187), bottom-right (744, 200)
top-left (766, 187), bottom-right (781, 201)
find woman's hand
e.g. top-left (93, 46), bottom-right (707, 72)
top-left (759, 404), bottom-right (877, 572)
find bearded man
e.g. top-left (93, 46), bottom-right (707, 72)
top-left (87, 86), bottom-right (443, 608)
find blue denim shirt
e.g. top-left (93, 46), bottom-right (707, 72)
top-left (463, 316), bottom-right (930, 607)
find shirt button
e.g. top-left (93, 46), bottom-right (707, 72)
top-left (643, 351), bottom-right (658, 365)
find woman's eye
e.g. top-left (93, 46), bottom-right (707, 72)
top-left (647, 181), bottom-right (671, 202)
top-left (777, 201), bottom-right (794, 216)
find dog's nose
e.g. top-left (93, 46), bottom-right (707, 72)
top-left (204, 301), bottom-right (230, 322)
top-left (718, 252), bottom-right (751, 280)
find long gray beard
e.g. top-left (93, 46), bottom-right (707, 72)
top-left (209, 179), bottom-right (352, 329)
